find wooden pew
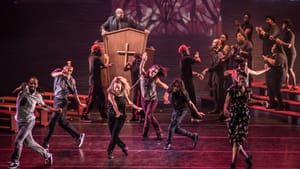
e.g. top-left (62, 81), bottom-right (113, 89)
top-left (0, 103), bottom-right (48, 127)
top-left (0, 109), bottom-right (17, 133)
top-left (41, 92), bottom-right (88, 116)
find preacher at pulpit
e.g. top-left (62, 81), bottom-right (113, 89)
top-left (100, 8), bottom-right (148, 36)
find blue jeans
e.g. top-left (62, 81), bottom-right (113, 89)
top-left (166, 109), bottom-right (194, 144)
top-left (11, 119), bottom-right (49, 163)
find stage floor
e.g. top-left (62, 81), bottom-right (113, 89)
top-left (0, 107), bottom-right (300, 169)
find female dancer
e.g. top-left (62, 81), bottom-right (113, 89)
top-left (139, 52), bottom-right (169, 140)
top-left (164, 79), bottom-right (205, 150)
top-left (107, 76), bottom-right (142, 159)
top-left (224, 72), bottom-right (252, 169)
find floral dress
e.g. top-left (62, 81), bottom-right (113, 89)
top-left (227, 85), bottom-right (251, 146)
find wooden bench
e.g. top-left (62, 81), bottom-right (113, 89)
top-left (41, 92), bottom-right (88, 116)
top-left (0, 109), bottom-right (17, 133)
top-left (0, 103), bottom-right (48, 127)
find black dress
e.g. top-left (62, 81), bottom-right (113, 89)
top-left (227, 85), bottom-right (251, 146)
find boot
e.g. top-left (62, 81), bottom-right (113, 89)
top-left (192, 133), bottom-right (198, 149)
top-left (245, 155), bottom-right (253, 169)
top-left (230, 162), bottom-right (236, 169)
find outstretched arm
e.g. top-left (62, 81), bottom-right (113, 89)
top-left (51, 68), bottom-right (63, 78)
top-left (188, 101), bottom-right (205, 117)
top-left (156, 78), bottom-right (168, 90)
top-left (41, 104), bottom-right (62, 113)
top-left (139, 52), bottom-right (147, 75)
top-left (125, 93), bottom-right (143, 112)
top-left (248, 67), bottom-right (270, 76)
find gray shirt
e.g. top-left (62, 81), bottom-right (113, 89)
top-left (15, 87), bottom-right (45, 122)
top-left (140, 74), bottom-right (157, 101)
top-left (53, 69), bottom-right (78, 100)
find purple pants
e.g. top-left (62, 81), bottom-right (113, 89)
top-left (141, 97), bottom-right (162, 136)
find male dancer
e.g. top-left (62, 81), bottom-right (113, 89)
top-left (43, 61), bottom-right (86, 150)
top-left (8, 77), bottom-right (61, 169)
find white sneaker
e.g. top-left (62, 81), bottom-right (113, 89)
top-left (77, 133), bottom-right (85, 148)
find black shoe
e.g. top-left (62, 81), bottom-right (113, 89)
top-left (129, 118), bottom-right (139, 123)
top-left (230, 162), bottom-right (236, 169)
top-left (122, 147), bottom-right (128, 156)
top-left (77, 133), bottom-right (85, 148)
top-left (8, 162), bottom-right (19, 169)
top-left (164, 143), bottom-right (171, 150)
top-left (108, 151), bottom-right (114, 160)
top-left (157, 133), bottom-right (163, 140)
top-left (45, 153), bottom-right (53, 166)
top-left (192, 133), bottom-right (198, 149)
top-left (245, 155), bottom-right (253, 169)
top-left (142, 134), bottom-right (148, 141)
top-left (81, 115), bottom-right (92, 122)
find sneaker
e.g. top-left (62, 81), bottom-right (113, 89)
top-left (45, 153), bottom-right (53, 166)
top-left (164, 143), bottom-right (171, 150)
top-left (8, 162), bottom-right (19, 169)
top-left (77, 133), bottom-right (85, 148)
top-left (192, 133), bottom-right (198, 149)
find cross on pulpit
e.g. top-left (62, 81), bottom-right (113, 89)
top-left (117, 43), bottom-right (136, 67)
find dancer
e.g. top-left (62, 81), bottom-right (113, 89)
top-left (8, 77), bottom-right (61, 169)
top-left (124, 53), bottom-right (145, 122)
top-left (164, 79), bottom-right (205, 150)
top-left (275, 19), bottom-right (297, 90)
top-left (81, 42), bottom-right (112, 121)
top-left (107, 76), bottom-right (142, 159)
top-left (223, 72), bottom-right (252, 169)
top-left (178, 44), bottom-right (204, 123)
top-left (43, 61), bottom-right (86, 150)
top-left (139, 52), bottom-right (169, 140)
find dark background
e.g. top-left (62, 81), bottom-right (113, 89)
top-left (0, 0), bottom-right (299, 100)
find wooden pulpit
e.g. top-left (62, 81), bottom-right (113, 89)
top-left (102, 28), bottom-right (154, 87)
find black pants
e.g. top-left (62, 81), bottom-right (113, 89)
top-left (212, 81), bottom-right (224, 113)
top-left (107, 113), bottom-right (126, 153)
top-left (84, 84), bottom-right (107, 118)
top-left (182, 78), bottom-right (199, 119)
top-left (44, 98), bottom-right (80, 145)
top-left (266, 70), bottom-right (283, 106)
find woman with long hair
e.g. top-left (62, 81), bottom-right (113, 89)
top-left (106, 76), bottom-right (142, 159)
